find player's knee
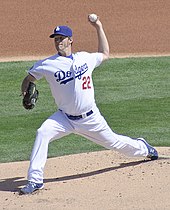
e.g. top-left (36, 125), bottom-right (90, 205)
top-left (36, 126), bottom-right (48, 138)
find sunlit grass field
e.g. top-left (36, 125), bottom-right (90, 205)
top-left (0, 56), bottom-right (170, 163)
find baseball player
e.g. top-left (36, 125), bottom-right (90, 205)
top-left (20, 15), bottom-right (158, 195)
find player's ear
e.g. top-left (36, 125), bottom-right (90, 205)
top-left (69, 37), bottom-right (73, 44)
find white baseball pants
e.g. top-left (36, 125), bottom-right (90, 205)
top-left (28, 107), bottom-right (148, 183)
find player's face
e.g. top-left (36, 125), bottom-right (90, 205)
top-left (54, 35), bottom-right (72, 52)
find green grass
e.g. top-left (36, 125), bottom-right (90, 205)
top-left (0, 56), bottom-right (170, 163)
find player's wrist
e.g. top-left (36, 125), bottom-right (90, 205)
top-left (94, 21), bottom-right (103, 31)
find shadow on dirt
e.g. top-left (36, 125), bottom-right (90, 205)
top-left (0, 159), bottom-right (151, 193)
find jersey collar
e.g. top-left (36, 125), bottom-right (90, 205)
top-left (58, 53), bottom-right (73, 60)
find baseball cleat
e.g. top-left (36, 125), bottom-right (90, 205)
top-left (20, 181), bottom-right (44, 195)
top-left (137, 138), bottom-right (158, 160)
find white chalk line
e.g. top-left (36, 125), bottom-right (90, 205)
top-left (0, 53), bottom-right (170, 62)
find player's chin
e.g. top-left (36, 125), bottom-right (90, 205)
top-left (57, 49), bottom-right (67, 56)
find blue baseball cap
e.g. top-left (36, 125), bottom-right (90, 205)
top-left (49, 26), bottom-right (73, 38)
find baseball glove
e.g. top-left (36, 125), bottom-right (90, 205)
top-left (23, 82), bottom-right (39, 110)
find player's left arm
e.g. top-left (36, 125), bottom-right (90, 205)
top-left (89, 17), bottom-right (109, 61)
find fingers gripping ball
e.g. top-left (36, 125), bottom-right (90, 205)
top-left (23, 82), bottom-right (39, 110)
top-left (88, 13), bottom-right (98, 23)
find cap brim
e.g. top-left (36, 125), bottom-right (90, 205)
top-left (49, 34), bottom-right (56, 38)
top-left (49, 33), bottom-right (69, 38)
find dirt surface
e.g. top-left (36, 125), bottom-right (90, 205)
top-left (0, 149), bottom-right (170, 210)
top-left (1, 0), bottom-right (170, 60)
top-left (0, 1), bottom-right (170, 210)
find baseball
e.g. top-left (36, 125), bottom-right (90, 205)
top-left (88, 13), bottom-right (98, 23)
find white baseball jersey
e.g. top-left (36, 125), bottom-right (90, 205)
top-left (28, 52), bottom-right (103, 115)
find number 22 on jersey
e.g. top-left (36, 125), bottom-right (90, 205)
top-left (82, 76), bottom-right (91, 89)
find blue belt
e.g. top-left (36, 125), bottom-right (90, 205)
top-left (60, 110), bottom-right (93, 120)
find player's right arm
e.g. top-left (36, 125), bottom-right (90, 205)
top-left (21, 74), bottom-right (36, 96)
top-left (89, 17), bottom-right (110, 61)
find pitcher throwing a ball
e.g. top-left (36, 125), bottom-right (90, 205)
top-left (20, 14), bottom-right (158, 194)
